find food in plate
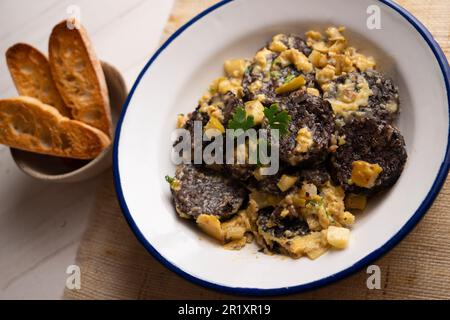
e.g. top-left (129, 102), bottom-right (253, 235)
top-left (169, 164), bottom-right (247, 219)
top-left (242, 34), bottom-right (315, 104)
top-left (268, 90), bottom-right (335, 166)
top-left (166, 26), bottom-right (407, 260)
top-left (0, 20), bottom-right (112, 160)
top-left (330, 116), bottom-right (407, 196)
top-left (323, 70), bottom-right (400, 123)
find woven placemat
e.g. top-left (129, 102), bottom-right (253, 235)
top-left (64, 0), bottom-right (450, 300)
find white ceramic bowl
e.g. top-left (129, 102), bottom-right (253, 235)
top-left (11, 62), bottom-right (127, 183)
top-left (114, 0), bottom-right (450, 295)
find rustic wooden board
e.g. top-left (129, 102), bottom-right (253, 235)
top-left (64, 0), bottom-right (450, 300)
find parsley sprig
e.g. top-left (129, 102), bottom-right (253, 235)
top-left (263, 103), bottom-right (291, 137)
top-left (226, 104), bottom-right (291, 137)
top-left (227, 107), bottom-right (255, 133)
top-left (165, 175), bottom-right (175, 184)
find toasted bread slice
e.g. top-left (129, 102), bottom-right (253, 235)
top-left (49, 20), bottom-right (112, 137)
top-left (6, 43), bottom-right (71, 117)
top-left (0, 97), bottom-right (110, 159)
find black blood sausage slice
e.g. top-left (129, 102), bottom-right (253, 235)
top-left (330, 117), bottom-right (407, 195)
top-left (171, 165), bottom-right (247, 219)
top-left (242, 34), bottom-right (316, 105)
top-left (267, 91), bottom-right (335, 166)
top-left (256, 207), bottom-right (310, 255)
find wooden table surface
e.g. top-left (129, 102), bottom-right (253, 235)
top-left (64, 0), bottom-right (450, 300)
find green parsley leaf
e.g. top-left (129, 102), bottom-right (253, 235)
top-left (165, 175), bottom-right (175, 184)
top-left (263, 104), bottom-right (291, 137)
top-left (284, 74), bottom-right (296, 84)
top-left (227, 107), bottom-right (255, 134)
top-left (306, 199), bottom-right (324, 207)
top-left (270, 71), bottom-right (281, 79)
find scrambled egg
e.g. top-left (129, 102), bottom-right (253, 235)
top-left (276, 175), bottom-right (298, 192)
top-left (244, 100), bottom-right (265, 125)
top-left (351, 160), bottom-right (383, 188)
top-left (324, 74), bottom-right (374, 118)
top-left (295, 127), bottom-right (313, 153)
top-left (196, 211), bottom-right (252, 250)
top-left (275, 49), bottom-right (313, 73)
top-left (305, 26), bottom-right (377, 119)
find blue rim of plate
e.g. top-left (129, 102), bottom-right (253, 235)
top-left (113, 0), bottom-right (450, 296)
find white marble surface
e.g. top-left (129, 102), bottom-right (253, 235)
top-left (0, 0), bottom-right (174, 299)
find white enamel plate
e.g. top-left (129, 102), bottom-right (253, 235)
top-left (114, 0), bottom-right (450, 295)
